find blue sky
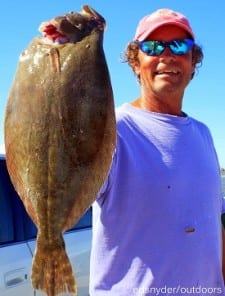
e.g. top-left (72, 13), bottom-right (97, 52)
top-left (1, 1), bottom-right (225, 167)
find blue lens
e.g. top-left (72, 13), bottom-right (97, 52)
top-left (140, 40), bottom-right (164, 56)
top-left (138, 39), bottom-right (194, 56)
top-left (169, 39), bottom-right (194, 55)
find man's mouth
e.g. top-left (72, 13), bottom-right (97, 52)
top-left (155, 70), bottom-right (180, 75)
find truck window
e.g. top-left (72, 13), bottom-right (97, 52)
top-left (0, 158), bottom-right (14, 244)
top-left (0, 157), bottom-right (92, 246)
top-left (0, 158), bottom-right (37, 245)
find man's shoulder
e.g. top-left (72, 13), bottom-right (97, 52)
top-left (188, 115), bottom-right (211, 132)
top-left (115, 103), bottom-right (145, 124)
top-left (115, 103), bottom-right (130, 119)
top-left (115, 103), bottom-right (135, 130)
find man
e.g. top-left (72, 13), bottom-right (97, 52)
top-left (89, 8), bottom-right (225, 295)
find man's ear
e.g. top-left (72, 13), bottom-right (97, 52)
top-left (133, 62), bottom-right (141, 77)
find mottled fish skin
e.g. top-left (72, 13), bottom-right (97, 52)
top-left (4, 5), bottom-right (116, 296)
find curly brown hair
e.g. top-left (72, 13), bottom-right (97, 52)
top-left (122, 41), bottom-right (203, 81)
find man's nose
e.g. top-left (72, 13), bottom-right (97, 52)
top-left (159, 46), bottom-right (176, 61)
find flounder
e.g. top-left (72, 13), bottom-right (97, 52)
top-left (4, 5), bottom-right (116, 296)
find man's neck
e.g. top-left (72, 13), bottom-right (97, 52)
top-left (131, 95), bottom-right (183, 116)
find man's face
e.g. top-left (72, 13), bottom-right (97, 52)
top-left (134, 25), bottom-right (195, 98)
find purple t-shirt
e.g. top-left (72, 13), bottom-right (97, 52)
top-left (89, 103), bottom-right (225, 296)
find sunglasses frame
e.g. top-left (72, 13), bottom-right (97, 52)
top-left (137, 38), bottom-right (194, 56)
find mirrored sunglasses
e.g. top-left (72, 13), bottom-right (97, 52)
top-left (137, 38), bottom-right (194, 56)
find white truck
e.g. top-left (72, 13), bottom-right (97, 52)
top-left (0, 152), bottom-right (92, 296)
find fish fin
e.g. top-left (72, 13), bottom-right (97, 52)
top-left (31, 235), bottom-right (77, 296)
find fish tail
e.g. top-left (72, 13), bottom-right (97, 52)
top-left (31, 236), bottom-right (77, 296)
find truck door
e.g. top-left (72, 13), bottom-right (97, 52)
top-left (0, 157), bottom-right (35, 295)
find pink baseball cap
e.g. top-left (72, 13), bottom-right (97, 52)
top-left (134, 8), bottom-right (195, 41)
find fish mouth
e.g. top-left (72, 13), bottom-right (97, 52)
top-left (39, 5), bottom-right (106, 44)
